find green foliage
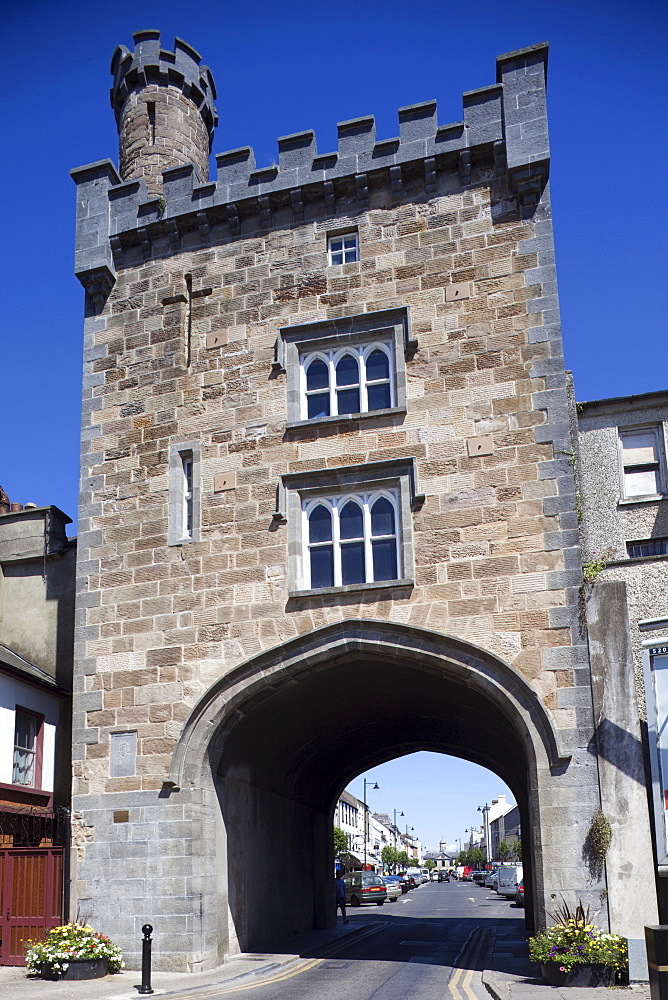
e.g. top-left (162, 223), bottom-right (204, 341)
top-left (585, 808), bottom-right (612, 876)
top-left (333, 826), bottom-right (349, 860)
top-left (457, 846), bottom-right (485, 868)
top-left (497, 841), bottom-right (511, 860)
top-left (582, 548), bottom-right (615, 585)
top-left (424, 858), bottom-right (436, 869)
top-left (25, 924), bottom-right (124, 976)
top-left (529, 902), bottom-right (627, 973)
top-left (514, 839), bottom-right (523, 861)
top-left (395, 850), bottom-right (410, 868)
top-left (381, 845), bottom-right (399, 869)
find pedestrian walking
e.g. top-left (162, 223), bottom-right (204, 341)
top-left (334, 871), bottom-right (349, 923)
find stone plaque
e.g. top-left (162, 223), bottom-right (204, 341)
top-left (110, 731), bottom-right (137, 777)
top-left (206, 329), bottom-right (228, 349)
top-left (445, 281), bottom-right (470, 301)
top-left (213, 472), bottom-right (236, 492)
top-left (466, 435), bottom-right (494, 457)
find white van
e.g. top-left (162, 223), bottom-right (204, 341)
top-left (497, 865), bottom-right (522, 899)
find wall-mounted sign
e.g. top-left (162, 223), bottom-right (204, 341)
top-left (644, 643), bottom-right (668, 868)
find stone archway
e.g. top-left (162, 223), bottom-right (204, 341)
top-left (168, 620), bottom-right (589, 962)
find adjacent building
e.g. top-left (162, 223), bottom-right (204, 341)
top-left (576, 390), bottom-right (668, 917)
top-left (0, 495), bottom-right (76, 965)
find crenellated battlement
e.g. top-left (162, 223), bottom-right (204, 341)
top-left (72, 41), bottom-right (549, 301)
top-left (110, 29), bottom-right (218, 144)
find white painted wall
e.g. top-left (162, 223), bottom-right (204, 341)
top-left (0, 674), bottom-right (59, 791)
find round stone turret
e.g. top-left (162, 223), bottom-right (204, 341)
top-left (110, 30), bottom-right (217, 197)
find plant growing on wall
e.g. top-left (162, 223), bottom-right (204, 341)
top-left (585, 808), bottom-right (612, 877)
top-left (582, 549), bottom-right (615, 585)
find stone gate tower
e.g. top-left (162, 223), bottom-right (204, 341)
top-left (70, 33), bottom-right (658, 972)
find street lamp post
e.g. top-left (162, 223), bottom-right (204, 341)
top-left (478, 803), bottom-right (490, 864)
top-left (405, 824), bottom-right (415, 861)
top-left (393, 808), bottom-right (404, 852)
top-left (363, 779), bottom-right (379, 869)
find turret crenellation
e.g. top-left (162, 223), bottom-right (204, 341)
top-left (110, 30), bottom-right (217, 197)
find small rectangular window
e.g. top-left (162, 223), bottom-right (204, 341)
top-left (627, 538), bottom-right (668, 559)
top-left (328, 232), bottom-right (358, 266)
top-left (619, 426), bottom-right (665, 500)
top-left (12, 707), bottom-right (43, 788)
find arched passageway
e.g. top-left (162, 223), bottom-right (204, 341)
top-left (170, 621), bottom-right (570, 958)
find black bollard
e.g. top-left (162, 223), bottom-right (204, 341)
top-left (647, 926), bottom-right (668, 1000)
top-left (136, 924), bottom-right (154, 995)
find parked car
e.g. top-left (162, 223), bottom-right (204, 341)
top-left (437, 869), bottom-right (450, 882)
top-left (406, 867), bottom-right (427, 884)
top-left (398, 871), bottom-right (418, 889)
top-left (515, 880), bottom-right (524, 907)
top-left (343, 872), bottom-right (387, 906)
top-left (471, 871), bottom-right (487, 885)
top-left (485, 869), bottom-right (499, 889)
top-left (381, 876), bottom-right (401, 901)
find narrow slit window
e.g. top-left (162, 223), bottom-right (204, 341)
top-left (182, 454), bottom-right (193, 538)
top-left (627, 538), bottom-right (668, 559)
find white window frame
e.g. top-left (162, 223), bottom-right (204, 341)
top-left (275, 457), bottom-right (423, 597)
top-left (303, 489), bottom-right (400, 590)
top-left (182, 454), bottom-right (194, 539)
top-left (328, 232), bottom-right (359, 266)
top-left (626, 537), bottom-right (668, 559)
top-left (275, 307), bottom-right (416, 429)
top-left (618, 425), bottom-right (666, 502)
top-left (300, 341), bottom-right (394, 421)
top-left (168, 441), bottom-right (201, 545)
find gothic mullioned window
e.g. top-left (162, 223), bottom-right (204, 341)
top-left (304, 491), bottom-right (399, 589)
top-left (302, 344), bottom-right (393, 420)
top-left (275, 307), bottom-right (414, 429)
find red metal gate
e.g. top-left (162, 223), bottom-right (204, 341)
top-left (0, 849), bottom-right (63, 965)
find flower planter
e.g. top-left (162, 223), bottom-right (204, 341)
top-left (41, 958), bottom-right (108, 981)
top-left (540, 962), bottom-right (616, 987)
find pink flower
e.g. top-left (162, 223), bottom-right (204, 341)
top-left (559, 967), bottom-right (566, 972)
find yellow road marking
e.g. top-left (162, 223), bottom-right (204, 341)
top-left (159, 957), bottom-right (324, 999)
top-left (449, 927), bottom-right (489, 1000)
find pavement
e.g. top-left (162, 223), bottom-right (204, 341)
top-left (0, 918), bottom-right (653, 1000)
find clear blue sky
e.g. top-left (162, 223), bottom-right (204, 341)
top-left (1, 0), bottom-right (665, 851)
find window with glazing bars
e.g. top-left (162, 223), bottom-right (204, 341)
top-left (301, 344), bottom-right (393, 420)
top-left (12, 708), bottom-right (41, 787)
top-left (328, 232), bottom-right (358, 265)
top-left (627, 538), bottom-right (668, 559)
top-left (619, 427), bottom-right (665, 499)
top-left (304, 491), bottom-right (399, 589)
